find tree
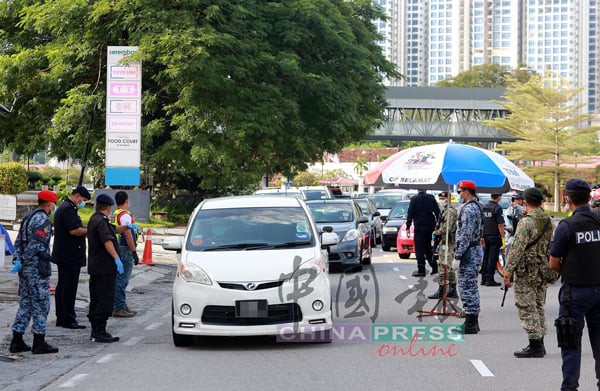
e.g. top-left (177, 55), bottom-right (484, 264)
top-left (353, 156), bottom-right (368, 176)
top-left (293, 171), bottom-right (319, 187)
top-left (0, 162), bottom-right (28, 194)
top-left (436, 63), bottom-right (535, 88)
top-left (0, 0), bottom-right (398, 198)
top-left (484, 74), bottom-right (599, 210)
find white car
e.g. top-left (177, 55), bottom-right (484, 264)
top-left (162, 195), bottom-right (338, 346)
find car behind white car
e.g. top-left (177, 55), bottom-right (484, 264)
top-left (162, 195), bottom-right (338, 346)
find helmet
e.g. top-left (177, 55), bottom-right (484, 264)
top-left (457, 180), bottom-right (476, 190)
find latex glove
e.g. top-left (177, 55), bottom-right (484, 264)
top-left (132, 251), bottom-right (140, 265)
top-left (452, 258), bottom-right (461, 271)
top-left (114, 257), bottom-right (124, 274)
top-left (501, 237), bottom-right (506, 250)
top-left (11, 259), bottom-right (22, 273)
top-left (128, 223), bottom-right (141, 232)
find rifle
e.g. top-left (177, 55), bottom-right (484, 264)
top-left (501, 275), bottom-right (513, 307)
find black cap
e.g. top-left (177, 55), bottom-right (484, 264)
top-left (511, 193), bottom-right (524, 200)
top-left (95, 194), bottom-right (115, 206)
top-left (73, 185), bottom-right (91, 200)
top-left (523, 187), bottom-right (544, 203)
top-left (565, 178), bottom-right (591, 192)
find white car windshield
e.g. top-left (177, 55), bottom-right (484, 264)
top-left (186, 207), bottom-right (313, 251)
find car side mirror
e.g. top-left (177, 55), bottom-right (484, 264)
top-left (373, 211), bottom-right (381, 217)
top-left (321, 231), bottom-right (338, 248)
top-left (358, 216), bottom-right (369, 223)
top-left (161, 236), bottom-right (182, 253)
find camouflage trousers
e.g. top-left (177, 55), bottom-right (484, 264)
top-left (514, 279), bottom-right (548, 339)
top-left (457, 245), bottom-right (483, 315)
top-left (12, 264), bottom-right (51, 335)
top-left (436, 243), bottom-right (456, 284)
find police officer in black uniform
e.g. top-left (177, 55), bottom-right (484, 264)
top-left (481, 194), bottom-right (505, 286)
top-left (87, 194), bottom-right (128, 343)
top-left (406, 189), bottom-right (440, 277)
top-left (549, 178), bottom-right (600, 390)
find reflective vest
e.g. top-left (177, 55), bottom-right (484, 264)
top-left (111, 208), bottom-right (138, 246)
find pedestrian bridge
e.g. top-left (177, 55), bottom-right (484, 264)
top-left (368, 87), bottom-right (514, 143)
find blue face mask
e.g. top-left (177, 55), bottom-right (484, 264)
top-left (458, 197), bottom-right (464, 204)
top-left (50, 207), bottom-right (56, 216)
top-left (77, 201), bottom-right (86, 209)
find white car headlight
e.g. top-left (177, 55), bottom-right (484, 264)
top-left (399, 228), bottom-right (409, 239)
top-left (178, 262), bottom-right (212, 285)
top-left (383, 226), bottom-right (398, 234)
top-left (342, 229), bottom-right (359, 242)
top-left (291, 258), bottom-right (324, 281)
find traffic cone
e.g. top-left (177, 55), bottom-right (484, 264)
top-left (140, 229), bottom-right (155, 266)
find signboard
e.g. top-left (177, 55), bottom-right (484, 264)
top-left (0, 194), bottom-right (17, 221)
top-left (105, 46), bottom-right (141, 186)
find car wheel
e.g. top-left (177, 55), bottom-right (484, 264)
top-left (398, 253), bottom-right (410, 259)
top-left (376, 232), bottom-right (382, 245)
top-left (382, 244), bottom-right (391, 251)
top-left (362, 243), bottom-right (372, 265)
top-left (172, 303), bottom-right (194, 347)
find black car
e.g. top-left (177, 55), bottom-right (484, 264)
top-left (381, 200), bottom-right (410, 251)
top-left (354, 198), bottom-right (382, 245)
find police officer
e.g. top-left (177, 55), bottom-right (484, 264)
top-left (52, 185), bottom-right (90, 329)
top-left (452, 180), bottom-right (484, 334)
top-left (481, 194), bottom-right (505, 286)
top-left (504, 187), bottom-right (552, 358)
top-left (549, 178), bottom-right (600, 390)
top-left (506, 193), bottom-right (524, 234)
top-left (428, 191), bottom-right (458, 299)
top-left (112, 191), bottom-right (139, 318)
top-left (87, 194), bottom-right (130, 343)
top-left (9, 190), bottom-right (59, 354)
top-left (406, 189), bottom-right (440, 277)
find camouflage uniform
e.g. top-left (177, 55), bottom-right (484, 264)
top-left (505, 208), bottom-right (552, 340)
top-left (12, 209), bottom-right (53, 335)
top-left (455, 200), bottom-right (483, 315)
top-left (433, 203), bottom-right (458, 284)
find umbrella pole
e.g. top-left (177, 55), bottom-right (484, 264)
top-left (418, 185), bottom-right (459, 318)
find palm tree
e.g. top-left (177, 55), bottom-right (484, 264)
top-left (354, 157), bottom-right (368, 176)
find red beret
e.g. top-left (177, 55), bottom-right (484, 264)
top-left (38, 189), bottom-right (58, 202)
top-left (457, 180), bottom-right (476, 190)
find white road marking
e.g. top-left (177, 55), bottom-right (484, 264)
top-left (59, 374), bottom-right (89, 388)
top-left (407, 284), bottom-right (414, 289)
top-left (145, 322), bottom-right (162, 330)
top-left (470, 359), bottom-right (494, 377)
top-left (392, 267), bottom-right (399, 272)
top-left (398, 275), bottom-right (407, 280)
top-left (124, 336), bottom-right (144, 346)
top-left (96, 354), bottom-right (116, 364)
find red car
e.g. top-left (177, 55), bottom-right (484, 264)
top-left (396, 223), bottom-right (414, 259)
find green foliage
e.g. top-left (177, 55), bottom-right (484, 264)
top-left (0, 0), bottom-right (398, 200)
top-left (26, 170), bottom-right (46, 189)
top-left (435, 63), bottom-right (536, 88)
top-left (293, 171), bottom-right (319, 186)
top-left (484, 73), bottom-right (599, 210)
top-left (353, 157), bottom-right (368, 176)
top-left (0, 162), bottom-right (28, 194)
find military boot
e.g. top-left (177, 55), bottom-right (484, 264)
top-left (514, 339), bottom-right (544, 358)
top-left (447, 283), bottom-right (458, 298)
top-left (463, 314), bottom-right (479, 334)
top-left (92, 321), bottom-right (119, 343)
top-left (541, 337), bottom-right (547, 355)
top-left (32, 334), bottom-right (59, 354)
top-left (427, 285), bottom-right (444, 299)
top-left (9, 331), bottom-right (31, 353)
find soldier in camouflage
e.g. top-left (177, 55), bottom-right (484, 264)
top-left (428, 191), bottom-right (458, 299)
top-left (504, 187), bottom-right (553, 358)
top-left (453, 180), bottom-right (483, 334)
top-left (9, 190), bottom-right (59, 355)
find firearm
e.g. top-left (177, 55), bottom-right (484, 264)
top-left (501, 275), bottom-right (513, 307)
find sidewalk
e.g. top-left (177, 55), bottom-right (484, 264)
top-left (0, 227), bottom-right (183, 355)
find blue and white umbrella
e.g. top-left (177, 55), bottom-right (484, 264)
top-left (364, 142), bottom-right (534, 192)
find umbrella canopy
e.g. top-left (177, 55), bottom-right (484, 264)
top-left (319, 177), bottom-right (358, 185)
top-left (364, 142), bottom-right (534, 193)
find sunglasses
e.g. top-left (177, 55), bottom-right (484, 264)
top-left (457, 190), bottom-right (462, 194)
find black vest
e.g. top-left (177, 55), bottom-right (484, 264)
top-left (562, 212), bottom-right (600, 287)
top-left (482, 202), bottom-right (501, 236)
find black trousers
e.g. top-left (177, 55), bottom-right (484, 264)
top-left (482, 235), bottom-right (501, 279)
top-left (55, 263), bottom-right (82, 325)
top-left (88, 274), bottom-right (117, 322)
top-left (414, 229), bottom-right (436, 272)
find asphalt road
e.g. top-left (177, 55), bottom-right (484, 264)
top-left (1, 245), bottom-right (597, 391)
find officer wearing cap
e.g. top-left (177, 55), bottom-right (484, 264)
top-left (52, 185), bottom-right (91, 330)
top-left (452, 180), bottom-right (484, 334)
top-left (549, 178), bottom-right (600, 389)
top-left (505, 187), bottom-right (553, 358)
top-left (86, 193), bottom-right (131, 343)
top-left (9, 190), bottom-right (59, 354)
top-left (507, 193), bottom-right (525, 234)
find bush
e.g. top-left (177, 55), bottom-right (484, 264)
top-left (0, 162), bottom-right (28, 194)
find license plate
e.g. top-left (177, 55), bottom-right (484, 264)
top-left (235, 300), bottom-right (268, 318)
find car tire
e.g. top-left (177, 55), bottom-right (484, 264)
top-left (362, 244), bottom-right (372, 265)
top-left (172, 304), bottom-right (194, 347)
top-left (382, 244), bottom-right (391, 252)
top-left (376, 233), bottom-right (382, 245)
top-left (398, 253), bottom-right (410, 259)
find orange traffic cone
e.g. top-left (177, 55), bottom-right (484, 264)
top-left (140, 228), bottom-right (155, 266)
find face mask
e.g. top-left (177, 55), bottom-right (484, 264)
top-left (50, 207), bottom-right (56, 216)
top-left (78, 201), bottom-right (86, 209)
top-left (458, 197), bottom-right (464, 204)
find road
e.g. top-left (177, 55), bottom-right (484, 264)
top-left (1, 245), bottom-right (596, 391)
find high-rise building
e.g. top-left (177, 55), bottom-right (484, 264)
top-left (378, 0), bottom-right (596, 113)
